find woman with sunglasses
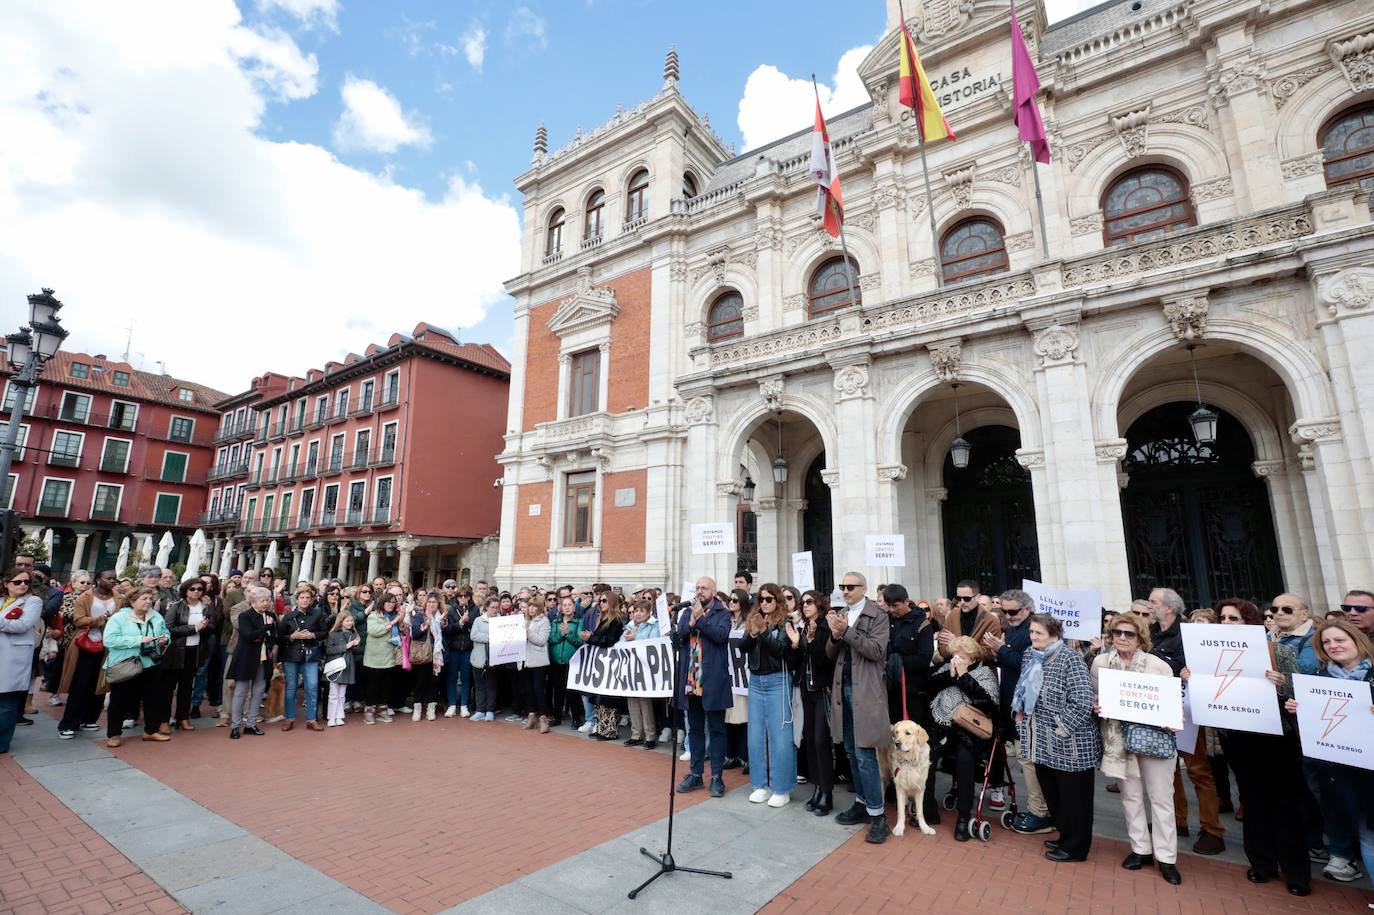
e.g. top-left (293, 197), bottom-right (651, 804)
top-left (0, 567), bottom-right (43, 753)
top-left (1090, 612), bottom-right (1181, 883)
top-left (346, 584), bottom-right (372, 712)
top-left (739, 583), bottom-right (799, 808)
top-left (587, 591), bottom-right (627, 740)
top-left (793, 589), bottom-right (835, 814)
top-left (722, 589), bottom-right (752, 773)
top-left (161, 578), bottom-right (221, 733)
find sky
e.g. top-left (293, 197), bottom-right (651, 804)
top-left (0, 0), bottom-right (1092, 395)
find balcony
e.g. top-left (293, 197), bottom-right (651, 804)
top-left (279, 462), bottom-right (300, 484)
top-left (146, 470), bottom-right (207, 486)
top-left (30, 403), bottom-right (147, 435)
top-left (332, 406), bottom-right (349, 422)
top-left (623, 215), bottom-right (648, 233)
top-left (90, 504), bottom-right (121, 522)
top-left (376, 391), bottom-right (400, 412)
top-left (268, 420), bottom-right (287, 441)
top-left (243, 470), bottom-right (265, 491)
top-left (287, 419), bottom-right (305, 438)
top-left (372, 446), bottom-right (396, 467)
top-left (306, 411), bottom-right (328, 430)
top-left (208, 458), bottom-right (250, 481)
top-left (48, 452), bottom-right (81, 468)
top-left (350, 396), bottom-right (373, 417)
top-left (318, 510), bottom-right (337, 528)
top-left (252, 424), bottom-right (268, 444)
top-left (580, 234), bottom-right (604, 251)
top-left (214, 419), bottom-right (256, 443)
top-left (541, 248), bottom-right (564, 266)
top-left (369, 507), bottom-right (392, 526)
top-left (295, 512), bottom-right (313, 532)
top-left (343, 508), bottom-right (365, 526)
top-left (349, 448), bottom-right (370, 471)
top-left (99, 456), bottom-right (131, 474)
top-left (198, 508), bottom-right (240, 527)
top-left (35, 502), bottom-right (70, 518)
top-left (535, 412), bottom-right (613, 453)
top-left (323, 454), bottom-right (344, 476)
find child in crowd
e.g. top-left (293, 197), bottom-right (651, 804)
top-left (324, 610), bottom-right (359, 727)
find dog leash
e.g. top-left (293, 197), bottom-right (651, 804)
top-left (900, 666), bottom-right (908, 721)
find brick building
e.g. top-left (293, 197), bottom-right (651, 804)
top-left (1, 350), bottom-right (229, 576)
top-left (200, 323), bottom-right (509, 587)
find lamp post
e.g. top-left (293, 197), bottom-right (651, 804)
top-left (0, 289), bottom-right (70, 570)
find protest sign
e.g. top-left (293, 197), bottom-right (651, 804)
top-left (864, 535), bottom-right (905, 567)
top-left (1177, 679), bottom-right (1200, 754)
top-left (1097, 668), bottom-right (1183, 729)
top-left (567, 637), bottom-right (676, 699)
top-left (1180, 623), bottom-right (1270, 679)
top-left (1293, 674), bottom-right (1374, 770)
top-left (681, 580), bottom-right (697, 606)
top-left (691, 523), bottom-right (735, 555)
top-left (792, 551), bottom-right (815, 591)
top-left (488, 615), bottom-right (527, 666)
top-left (1186, 674), bottom-right (1283, 735)
top-left (655, 592), bottom-right (672, 636)
top-left (728, 627), bottom-right (750, 696)
top-left (1021, 580), bottom-right (1101, 640)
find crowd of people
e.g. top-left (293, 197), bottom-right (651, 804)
top-left (1, 553), bottom-right (1372, 899)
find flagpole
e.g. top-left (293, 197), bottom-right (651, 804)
top-left (898, 0), bottom-right (944, 288)
top-left (1030, 158), bottom-right (1051, 261)
top-left (814, 75), bottom-right (860, 309)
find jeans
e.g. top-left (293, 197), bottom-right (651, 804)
top-left (1359, 824), bottom-right (1374, 884)
top-left (685, 695), bottom-right (726, 779)
top-left (747, 671), bottom-right (797, 793)
top-left (841, 683), bottom-right (883, 816)
top-left (444, 649), bottom-right (471, 707)
top-left (472, 666), bottom-right (494, 713)
top-left (282, 660), bottom-right (319, 722)
top-left (581, 694), bottom-right (595, 726)
top-left (231, 669), bottom-right (268, 729)
top-left (0, 690), bottom-right (25, 753)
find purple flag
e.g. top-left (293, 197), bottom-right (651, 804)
top-left (1011, 4), bottom-right (1050, 163)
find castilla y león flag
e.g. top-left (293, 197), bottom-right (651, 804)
top-left (897, 16), bottom-right (954, 143)
top-left (810, 96), bottom-right (844, 238)
top-left (1011, 3), bottom-right (1050, 163)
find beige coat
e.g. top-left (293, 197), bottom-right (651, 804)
top-left (57, 590), bottom-right (122, 694)
top-left (1090, 649), bottom-right (1175, 779)
top-left (826, 598), bottom-right (891, 749)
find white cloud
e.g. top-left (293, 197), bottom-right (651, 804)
top-left (505, 7), bottom-right (547, 50)
top-left (461, 24), bottom-right (486, 72)
top-left (0, 0), bottom-right (520, 393)
top-left (333, 75), bottom-right (432, 153)
top-left (256, 0), bottom-right (339, 31)
top-left (228, 24), bottom-right (319, 100)
top-left (736, 45), bottom-right (873, 152)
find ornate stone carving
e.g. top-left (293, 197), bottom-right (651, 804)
top-left (669, 256), bottom-right (689, 282)
top-left (903, 0), bottom-right (974, 40)
top-left (1192, 176), bottom-right (1232, 202)
top-left (1112, 106), bottom-right (1151, 158)
top-left (908, 258), bottom-right (937, 278)
top-left (1281, 152), bottom-right (1326, 179)
top-left (984, 165), bottom-right (1022, 188)
top-left (1070, 212), bottom-right (1103, 236)
top-left (1297, 444), bottom-right (1316, 472)
top-left (877, 463), bottom-right (908, 482)
top-left (754, 220), bottom-right (785, 251)
top-left (736, 249), bottom-right (758, 271)
top-left (1014, 449), bottom-right (1045, 469)
top-left (927, 339), bottom-right (962, 382)
top-left (535, 455), bottom-right (553, 479)
top-left (819, 468), bottom-right (840, 488)
top-left (685, 321), bottom-right (705, 339)
top-left (759, 377), bottom-right (785, 410)
top-left (1004, 231), bottom-right (1035, 252)
top-left (716, 480), bottom-right (741, 496)
top-left (1163, 295), bottom-right (1208, 341)
top-left (684, 395), bottom-right (713, 425)
top-left (944, 165), bottom-right (975, 211)
top-left (873, 179), bottom-right (908, 210)
top-left (833, 363), bottom-right (870, 400)
top-left (1269, 64), bottom-right (1332, 109)
top-left (1033, 323), bottom-right (1079, 365)
top-left (741, 303), bottom-right (759, 322)
top-left (782, 293), bottom-right (807, 311)
top-left (1155, 105), bottom-right (1210, 131)
top-left (1317, 268), bottom-right (1374, 315)
top-left (1289, 418), bottom-right (1342, 444)
top-left (1095, 440), bottom-right (1128, 463)
top-left (1330, 31), bottom-right (1374, 93)
top-left (859, 273), bottom-right (882, 292)
top-left (787, 225), bottom-right (840, 255)
top-left (864, 275), bottom-right (1035, 332)
top-left (1251, 460), bottom-right (1288, 479)
top-left (1209, 59), bottom-right (1269, 105)
top-left (547, 267), bottom-right (618, 336)
top-left (1066, 132), bottom-right (1114, 172)
top-left (926, 486), bottom-right (949, 503)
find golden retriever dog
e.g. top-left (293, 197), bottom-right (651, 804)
top-left (886, 720), bottom-right (936, 837)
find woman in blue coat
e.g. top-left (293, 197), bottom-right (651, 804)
top-left (674, 579), bottom-right (733, 798)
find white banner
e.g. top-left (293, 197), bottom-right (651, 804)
top-left (567, 637), bottom-right (676, 698)
top-left (1097, 668), bottom-right (1183, 729)
top-left (1021, 580), bottom-right (1101, 641)
top-left (1180, 623), bottom-right (1271, 679)
top-left (1187, 673), bottom-right (1283, 735)
top-left (1293, 674), bottom-right (1374, 770)
top-left (488, 615), bottom-right (527, 666)
top-left (690, 523), bottom-right (735, 555)
top-left (728, 627), bottom-right (750, 696)
top-left (792, 551), bottom-right (815, 591)
top-left (864, 535), bottom-right (905, 567)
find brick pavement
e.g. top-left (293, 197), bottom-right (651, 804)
top-left (0, 753), bottom-right (186, 915)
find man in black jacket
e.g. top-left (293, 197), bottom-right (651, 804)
top-left (277, 591), bottom-right (328, 731)
top-left (883, 584), bottom-right (934, 725)
top-left (440, 581), bottom-right (475, 717)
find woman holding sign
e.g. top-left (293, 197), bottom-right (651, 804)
top-left (1090, 613), bottom-right (1182, 884)
top-left (588, 592), bottom-right (626, 740)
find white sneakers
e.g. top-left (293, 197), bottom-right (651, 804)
top-left (578, 721), bottom-right (594, 734)
top-left (679, 750), bottom-right (691, 761)
top-left (412, 706), bottom-right (422, 721)
top-left (48, 695), bottom-right (63, 706)
top-left (658, 727), bottom-right (672, 743)
top-left (444, 705), bottom-right (457, 718)
top-left (749, 789), bottom-right (771, 804)
top-left (1324, 856), bottom-right (1364, 882)
top-left (767, 793), bottom-right (790, 808)
top-left (460, 706), bottom-right (470, 718)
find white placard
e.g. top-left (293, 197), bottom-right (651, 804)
top-left (488, 615), bottom-right (527, 665)
top-left (567, 637), bottom-right (676, 698)
top-left (1097, 667), bottom-right (1183, 729)
top-left (728, 627), bottom-right (750, 696)
top-left (691, 522), bottom-right (735, 555)
top-left (1021, 580), bottom-right (1101, 641)
top-left (791, 551), bottom-right (815, 591)
top-left (1293, 673), bottom-right (1374, 770)
top-left (1176, 679), bottom-right (1200, 755)
top-left (1187, 673), bottom-right (1283, 735)
top-left (681, 580), bottom-right (697, 606)
top-left (864, 534), bottom-right (905, 567)
top-left (1180, 623), bottom-right (1272, 678)
top-left (654, 593), bottom-right (672, 636)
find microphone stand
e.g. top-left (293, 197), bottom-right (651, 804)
top-left (627, 606), bottom-right (733, 899)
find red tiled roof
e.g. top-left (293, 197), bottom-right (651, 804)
top-left (412, 338), bottom-right (511, 374)
top-left (1, 350), bottom-right (230, 414)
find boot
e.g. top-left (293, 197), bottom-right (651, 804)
top-left (426, 703), bottom-right (437, 721)
top-left (363, 706), bottom-right (376, 725)
top-left (955, 816), bottom-right (971, 843)
top-left (813, 791), bottom-right (833, 816)
top-left (538, 715), bottom-right (550, 734)
top-left (523, 713), bottom-right (537, 730)
top-left (805, 786), bottom-right (822, 811)
top-left (412, 705), bottom-right (422, 722)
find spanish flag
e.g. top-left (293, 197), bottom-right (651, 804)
top-left (898, 19), bottom-right (955, 143)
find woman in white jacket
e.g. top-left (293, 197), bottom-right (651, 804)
top-left (468, 596), bottom-right (500, 721)
top-left (1, 567), bottom-right (43, 753)
top-left (518, 597), bottom-right (551, 733)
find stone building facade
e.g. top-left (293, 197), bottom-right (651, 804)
top-left (496, 0), bottom-right (1374, 610)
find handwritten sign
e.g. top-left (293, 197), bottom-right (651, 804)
top-left (691, 523), bottom-right (735, 555)
top-left (1097, 668), bottom-right (1183, 729)
top-left (792, 551), bottom-right (815, 591)
top-left (568, 637), bottom-right (675, 699)
top-left (487, 615), bottom-right (527, 666)
top-left (728, 627), bottom-right (750, 696)
top-left (1021, 580), bottom-right (1101, 641)
top-left (865, 535), bottom-right (905, 567)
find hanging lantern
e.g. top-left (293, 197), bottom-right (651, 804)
top-left (949, 435), bottom-right (972, 469)
top-left (771, 456), bottom-right (789, 486)
top-left (1186, 345), bottom-right (1217, 444)
top-left (741, 475), bottom-right (756, 503)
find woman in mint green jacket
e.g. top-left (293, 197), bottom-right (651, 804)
top-left (103, 587), bottom-right (170, 747)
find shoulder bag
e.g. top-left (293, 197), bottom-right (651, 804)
top-left (1123, 721), bottom-right (1176, 759)
top-left (323, 656), bottom-right (348, 681)
top-left (952, 702), bottom-right (994, 740)
top-left (105, 656), bottom-right (143, 684)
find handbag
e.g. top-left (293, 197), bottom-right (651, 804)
top-left (105, 656), bottom-right (144, 685)
top-left (322, 656), bottom-right (348, 682)
top-left (952, 702), bottom-right (994, 740)
top-left (409, 637), bottom-right (433, 665)
top-left (1123, 721), bottom-right (1176, 759)
top-left (75, 629), bottom-right (105, 654)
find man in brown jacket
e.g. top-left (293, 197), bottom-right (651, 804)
top-left (937, 579), bottom-right (1002, 662)
top-left (826, 571), bottom-right (892, 844)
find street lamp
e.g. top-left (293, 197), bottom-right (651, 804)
top-left (949, 383), bottom-right (971, 470)
top-left (1186, 346), bottom-right (1218, 444)
top-left (1, 289), bottom-right (70, 570)
top-left (741, 475), bottom-right (756, 503)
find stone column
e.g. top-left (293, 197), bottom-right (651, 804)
top-left (288, 547), bottom-right (303, 588)
top-left (827, 355), bottom-right (885, 583)
top-left (681, 389), bottom-right (731, 587)
top-left (337, 542), bottom-right (351, 583)
top-left (365, 540), bottom-right (381, 582)
top-left (1253, 459), bottom-right (1315, 602)
top-left (397, 535), bottom-right (420, 587)
top-left (209, 537), bottom-right (222, 576)
top-left (752, 497), bottom-right (780, 584)
top-left (1206, 33), bottom-right (1283, 213)
top-left (1292, 421), bottom-right (1372, 606)
top-left (312, 543), bottom-right (328, 583)
top-left (254, 548), bottom-right (265, 572)
top-left (70, 533), bottom-right (90, 573)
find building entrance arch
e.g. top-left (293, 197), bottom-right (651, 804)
top-left (941, 425), bottom-right (1040, 594)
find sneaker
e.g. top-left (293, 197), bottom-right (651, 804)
top-left (865, 814), bottom-right (890, 845)
top-left (619, 714), bottom-right (630, 727)
top-left (460, 706), bottom-right (471, 718)
top-left (397, 706), bottom-right (413, 714)
top-left (122, 719), bottom-right (136, 729)
top-left (504, 714), bottom-right (522, 723)
top-left (679, 750), bottom-right (692, 761)
top-left (58, 729), bottom-right (75, 739)
top-left (1309, 847), bottom-right (1330, 863)
top-left (676, 774), bottom-right (704, 793)
top-left (658, 727), bottom-right (671, 743)
top-left (1012, 813), bottom-right (1056, 835)
top-left (988, 787), bottom-right (1006, 809)
top-left (48, 695), bottom-right (63, 706)
top-left (749, 788), bottom-right (772, 804)
top-left (578, 721), bottom-right (594, 734)
top-left (767, 792), bottom-right (790, 808)
top-left (1323, 856), bottom-right (1363, 883)
top-left (444, 706), bottom-right (457, 718)
top-left (79, 723), bottom-right (100, 731)
top-left (485, 712), bottom-right (496, 721)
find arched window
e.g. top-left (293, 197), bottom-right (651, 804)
top-left (545, 207), bottom-right (565, 258)
top-left (807, 256), bottom-right (861, 318)
top-left (583, 190), bottom-right (604, 241)
top-left (1320, 104), bottom-right (1374, 211)
top-left (683, 172), bottom-right (699, 199)
top-left (940, 217), bottom-right (1009, 284)
top-left (706, 290), bottom-right (744, 342)
top-left (626, 169), bottom-right (649, 223)
top-left (1101, 165), bottom-right (1195, 247)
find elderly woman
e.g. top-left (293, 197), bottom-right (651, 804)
top-left (925, 635), bottom-right (999, 842)
top-left (102, 586), bottom-right (171, 747)
top-left (50, 570), bottom-right (92, 703)
top-left (1091, 612), bottom-right (1181, 884)
top-left (0, 568), bottom-right (43, 753)
top-left (1013, 613), bottom-right (1102, 863)
top-left (226, 587), bottom-right (279, 739)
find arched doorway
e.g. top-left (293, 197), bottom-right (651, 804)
top-left (802, 454), bottom-right (834, 594)
top-left (1120, 402), bottom-right (1282, 606)
top-left (942, 425), bottom-right (1040, 594)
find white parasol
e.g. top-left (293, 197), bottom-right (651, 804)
top-left (155, 531), bottom-right (175, 569)
top-left (264, 540), bottom-right (279, 573)
top-left (181, 529), bottom-right (207, 582)
top-left (219, 538), bottom-right (235, 579)
top-left (299, 539), bottom-right (315, 585)
top-left (115, 536), bottom-right (130, 574)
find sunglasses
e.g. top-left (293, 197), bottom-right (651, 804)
top-left (1273, 605), bottom-right (1299, 615)
top-left (802, 598), bottom-right (816, 606)
top-left (956, 595), bottom-right (976, 602)
top-left (598, 597), bottom-right (608, 605)
top-left (728, 597), bottom-right (740, 604)
top-left (840, 584), bottom-right (862, 591)
top-left (1132, 610), bottom-right (1153, 619)
top-left (8, 578), bottom-right (30, 585)
top-left (1220, 614), bottom-right (1244, 623)
top-left (1109, 628), bottom-right (1138, 639)
top-left (1340, 604), bottom-right (1372, 613)
top-left (187, 585), bottom-right (205, 592)
top-left (759, 595), bottom-right (776, 604)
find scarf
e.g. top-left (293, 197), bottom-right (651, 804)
top-left (1326, 658), bottom-right (1371, 680)
top-left (1012, 639), bottom-right (1062, 716)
